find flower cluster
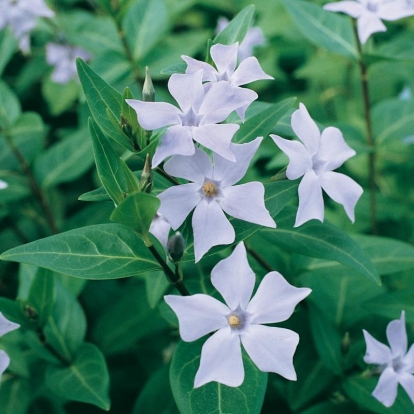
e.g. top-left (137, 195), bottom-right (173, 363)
top-left (324, 0), bottom-right (414, 43)
top-left (0, 312), bottom-right (20, 381)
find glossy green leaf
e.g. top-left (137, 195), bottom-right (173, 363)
top-left (214, 5), bottom-right (255, 46)
top-left (0, 80), bottom-right (21, 128)
top-left (124, 0), bottom-right (169, 60)
top-left (145, 270), bottom-right (170, 309)
top-left (0, 297), bottom-right (31, 329)
top-left (260, 207), bottom-right (380, 283)
top-left (121, 87), bottom-right (140, 133)
top-left (46, 342), bottom-right (110, 411)
top-left (0, 28), bottom-right (17, 76)
top-left (111, 192), bottom-right (160, 236)
top-left (170, 339), bottom-right (267, 414)
top-left (0, 224), bottom-right (160, 279)
top-left (78, 186), bottom-right (110, 202)
top-left (0, 377), bottom-right (31, 414)
top-left (76, 58), bottom-right (133, 150)
top-left (89, 118), bottom-right (139, 205)
top-left (282, 0), bottom-right (357, 60)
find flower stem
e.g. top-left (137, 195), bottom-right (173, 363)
top-left (245, 242), bottom-right (274, 273)
top-left (353, 21), bottom-right (377, 234)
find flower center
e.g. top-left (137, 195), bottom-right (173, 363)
top-left (202, 181), bottom-right (218, 197)
top-left (228, 315), bottom-right (241, 328)
top-left (366, 1), bottom-right (378, 12)
top-left (391, 356), bottom-right (406, 373)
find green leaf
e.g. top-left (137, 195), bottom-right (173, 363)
top-left (34, 129), bottom-right (94, 188)
top-left (0, 28), bottom-right (17, 76)
top-left (0, 172), bottom-right (30, 203)
top-left (111, 192), bottom-right (160, 237)
top-left (369, 38), bottom-right (414, 62)
top-left (46, 342), bottom-right (110, 411)
top-left (170, 339), bottom-right (268, 414)
top-left (42, 78), bottom-right (80, 116)
top-left (145, 270), bottom-right (170, 309)
top-left (78, 186), bottom-right (111, 202)
top-left (121, 87), bottom-right (140, 133)
top-left (160, 62), bottom-right (186, 76)
top-left (214, 5), bottom-right (255, 46)
top-left (0, 377), bottom-right (31, 414)
top-left (123, 0), bottom-right (169, 60)
top-left (281, 0), bottom-right (358, 60)
top-left (76, 58), bottom-right (133, 150)
top-left (89, 118), bottom-right (139, 205)
top-left (0, 80), bottom-right (21, 128)
top-left (260, 207), bottom-right (380, 284)
top-left (233, 98), bottom-right (296, 144)
top-left (0, 224), bottom-right (160, 279)
top-left (0, 297), bottom-right (31, 329)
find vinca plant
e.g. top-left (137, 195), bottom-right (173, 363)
top-left (1, 0), bottom-right (414, 413)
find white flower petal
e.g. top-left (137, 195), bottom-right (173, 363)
top-left (192, 199), bottom-right (235, 262)
top-left (0, 180), bottom-right (8, 190)
top-left (149, 213), bottom-right (171, 248)
top-left (231, 56), bottom-right (273, 86)
top-left (0, 350), bottom-right (10, 379)
top-left (164, 294), bottom-right (229, 342)
top-left (168, 71), bottom-right (205, 114)
top-left (194, 327), bottom-right (244, 388)
top-left (126, 100), bottom-right (181, 131)
top-left (213, 137), bottom-right (262, 187)
top-left (357, 12), bottom-right (386, 44)
top-left (372, 366), bottom-right (399, 407)
top-left (152, 125), bottom-right (195, 168)
top-left (238, 27), bottom-right (265, 61)
top-left (386, 311), bottom-right (407, 357)
top-left (404, 344), bottom-right (414, 373)
top-left (163, 147), bottom-right (213, 184)
top-left (295, 169), bottom-right (324, 227)
top-left (18, 34), bottom-right (30, 54)
top-left (319, 171), bottom-right (363, 223)
top-left (158, 183), bottom-right (201, 229)
top-left (22, 0), bottom-right (55, 17)
top-left (378, 3), bottom-right (414, 21)
top-left (182, 55), bottom-right (218, 82)
top-left (270, 135), bottom-right (312, 180)
top-left (398, 373), bottom-right (414, 405)
top-left (210, 43), bottom-right (238, 76)
top-left (192, 124), bottom-right (238, 162)
top-left (362, 330), bottom-right (392, 365)
top-left (317, 127), bottom-right (356, 172)
top-left (247, 272), bottom-right (311, 324)
top-left (323, 1), bottom-right (365, 17)
top-left (291, 103), bottom-right (321, 155)
top-left (232, 87), bottom-right (258, 121)
top-left (46, 43), bottom-right (68, 65)
top-left (219, 183), bottom-right (276, 228)
top-left (0, 312), bottom-right (20, 337)
top-left (241, 325), bottom-right (299, 380)
top-left (211, 242), bottom-right (255, 310)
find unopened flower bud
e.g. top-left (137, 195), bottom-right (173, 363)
top-left (140, 153), bottom-right (153, 193)
top-left (167, 232), bottom-right (186, 263)
top-left (143, 67), bottom-right (155, 102)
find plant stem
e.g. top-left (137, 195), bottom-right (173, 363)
top-left (37, 328), bottom-right (70, 365)
top-left (353, 22), bottom-right (377, 234)
top-left (155, 166), bottom-right (180, 185)
top-left (245, 242), bottom-right (274, 273)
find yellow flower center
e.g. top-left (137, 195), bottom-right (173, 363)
top-left (228, 314), bottom-right (241, 328)
top-left (202, 181), bottom-right (218, 197)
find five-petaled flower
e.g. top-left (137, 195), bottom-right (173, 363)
top-left (127, 70), bottom-right (250, 168)
top-left (0, 0), bottom-right (55, 53)
top-left (182, 43), bottom-right (273, 120)
top-left (0, 312), bottom-right (20, 381)
top-left (164, 242), bottom-right (311, 387)
top-left (157, 137), bottom-right (275, 262)
top-left (363, 311), bottom-right (414, 407)
top-left (324, 0), bottom-right (414, 44)
top-left (271, 103), bottom-right (363, 227)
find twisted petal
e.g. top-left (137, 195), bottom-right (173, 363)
top-left (357, 13), bottom-right (386, 44)
top-left (270, 135), bottom-right (312, 180)
top-left (295, 169), bottom-right (324, 227)
top-left (164, 294), bottom-right (229, 342)
top-left (372, 367), bottom-right (399, 407)
top-left (386, 311), bottom-right (407, 357)
top-left (247, 272), bottom-right (311, 324)
top-left (182, 56), bottom-right (218, 82)
top-left (231, 56), bottom-right (273, 86)
top-left (211, 243), bottom-right (255, 310)
top-left (194, 327), bottom-right (244, 388)
top-left (126, 100), bottom-right (181, 131)
top-left (158, 183), bottom-right (201, 229)
top-left (323, 1), bottom-right (365, 17)
top-left (317, 127), bottom-right (356, 172)
top-left (152, 125), bottom-right (195, 168)
top-left (219, 183), bottom-right (276, 228)
top-left (163, 147), bottom-right (213, 184)
top-left (213, 137), bottom-right (262, 187)
top-left (192, 124), bottom-right (238, 162)
top-left (168, 71), bottom-right (205, 113)
top-left (0, 312), bottom-right (20, 337)
top-left (362, 330), bottom-right (392, 365)
top-left (233, 87), bottom-right (258, 122)
top-left (291, 103), bottom-right (321, 156)
top-left (192, 199), bottom-right (235, 262)
top-left (0, 350), bottom-right (10, 379)
top-left (404, 344), bottom-right (414, 373)
top-left (399, 373), bottom-right (414, 405)
top-left (241, 325), bottom-right (299, 380)
top-left (210, 43), bottom-right (238, 76)
top-left (319, 171), bottom-right (363, 223)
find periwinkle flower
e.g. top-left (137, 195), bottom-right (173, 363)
top-left (0, 312), bottom-right (20, 381)
top-left (0, 180), bottom-right (8, 190)
top-left (363, 311), bottom-right (414, 407)
top-left (165, 242), bottom-right (311, 387)
top-left (324, 0), bottom-right (414, 44)
top-left (157, 137), bottom-right (275, 262)
top-left (271, 103), bottom-right (363, 227)
top-left (127, 70), bottom-right (250, 167)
